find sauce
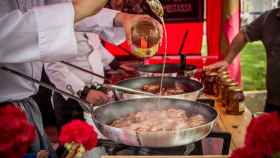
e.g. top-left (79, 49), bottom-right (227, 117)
top-left (159, 18), bottom-right (168, 95)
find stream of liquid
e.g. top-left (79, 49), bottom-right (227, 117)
top-left (159, 18), bottom-right (168, 96)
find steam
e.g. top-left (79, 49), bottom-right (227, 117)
top-left (107, 98), bottom-right (207, 132)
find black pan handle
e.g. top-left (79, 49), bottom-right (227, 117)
top-left (60, 61), bottom-right (110, 82)
top-left (179, 30), bottom-right (189, 70)
top-left (112, 90), bottom-right (120, 101)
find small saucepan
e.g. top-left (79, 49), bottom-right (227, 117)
top-left (137, 64), bottom-right (197, 77)
top-left (115, 76), bottom-right (203, 101)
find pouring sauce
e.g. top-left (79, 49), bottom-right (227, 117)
top-left (159, 18), bottom-right (168, 96)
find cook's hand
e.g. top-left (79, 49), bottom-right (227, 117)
top-left (73, 0), bottom-right (107, 22)
top-left (119, 64), bottom-right (136, 73)
top-left (86, 90), bottom-right (109, 105)
top-left (114, 13), bottom-right (163, 45)
top-left (204, 60), bottom-right (229, 72)
top-left (37, 150), bottom-right (48, 158)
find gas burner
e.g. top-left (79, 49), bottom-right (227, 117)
top-left (114, 144), bottom-right (196, 155)
top-left (98, 140), bottom-right (196, 155)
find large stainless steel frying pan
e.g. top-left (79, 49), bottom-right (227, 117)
top-left (115, 77), bottom-right (203, 101)
top-left (92, 97), bottom-right (217, 147)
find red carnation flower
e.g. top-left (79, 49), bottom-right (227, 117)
top-left (231, 146), bottom-right (264, 158)
top-left (59, 120), bottom-right (98, 150)
top-left (245, 112), bottom-right (280, 156)
top-left (230, 112), bottom-right (280, 158)
top-left (0, 104), bottom-right (36, 158)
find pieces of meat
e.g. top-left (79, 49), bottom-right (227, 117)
top-left (142, 83), bottom-right (186, 95)
top-left (143, 84), bottom-right (160, 93)
top-left (188, 114), bottom-right (206, 127)
top-left (110, 108), bottom-right (206, 132)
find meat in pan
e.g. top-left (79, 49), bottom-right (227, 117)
top-left (142, 82), bottom-right (189, 95)
top-left (110, 108), bottom-right (206, 132)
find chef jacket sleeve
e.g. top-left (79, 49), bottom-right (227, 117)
top-left (0, 3), bottom-right (78, 64)
top-left (44, 62), bottom-right (85, 97)
top-left (75, 8), bottom-right (126, 45)
top-left (242, 11), bottom-right (269, 42)
top-left (99, 44), bottom-right (115, 67)
top-left (98, 26), bottom-right (126, 66)
top-left (99, 27), bottom-right (126, 45)
top-left (75, 8), bottom-right (119, 32)
top-left (98, 27), bottom-right (125, 69)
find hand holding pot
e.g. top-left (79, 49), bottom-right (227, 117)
top-left (115, 13), bottom-right (162, 43)
top-left (204, 60), bottom-right (229, 72)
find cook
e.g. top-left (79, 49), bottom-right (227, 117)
top-left (45, 29), bottom-right (125, 129)
top-left (44, 0), bottom-right (156, 131)
top-left (0, 0), bottom-right (162, 157)
top-left (205, 4), bottom-right (280, 113)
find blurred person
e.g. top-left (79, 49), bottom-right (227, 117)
top-left (44, 31), bottom-right (125, 129)
top-left (45, 0), bottom-right (155, 131)
top-left (205, 7), bottom-right (280, 113)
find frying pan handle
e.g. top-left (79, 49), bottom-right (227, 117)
top-left (112, 89), bottom-right (120, 101)
top-left (60, 61), bottom-right (110, 82)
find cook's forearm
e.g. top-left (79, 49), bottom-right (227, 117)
top-left (75, 8), bottom-right (120, 33)
top-left (224, 31), bottom-right (248, 64)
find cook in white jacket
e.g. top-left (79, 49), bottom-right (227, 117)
top-left (45, 29), bottom-right (125, 101)
top-left (45, 29), bottom-right (125, 129)
top-left (0, 0), bottom-right (160, 156)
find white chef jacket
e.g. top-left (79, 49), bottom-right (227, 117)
top-left (0, 2), bottom-right (78, 103)
top-left (45, 29), bottom-right (125, 97)
top-left (0, 0), bottom-right (122, 103)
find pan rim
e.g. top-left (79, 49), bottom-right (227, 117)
top-left (115, 76), bottom-right (203, 94)
top-left (137, 64), bottom-right (196, 73)
top-left (92, 97), bottom-right (217, 135)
